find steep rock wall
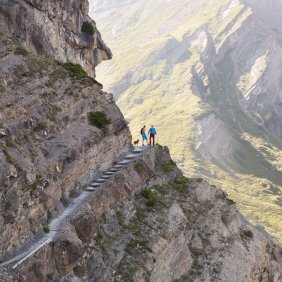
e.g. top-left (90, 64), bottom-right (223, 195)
top-left (0, 0), bottom-right (112, 77)
top-left (0, 34), bottom-right (131, 258)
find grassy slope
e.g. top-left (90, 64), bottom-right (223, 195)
top-left (92, 0), bottom-right (282, 243)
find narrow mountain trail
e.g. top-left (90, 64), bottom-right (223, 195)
top-left (0, 146), bottom-right (148, 270)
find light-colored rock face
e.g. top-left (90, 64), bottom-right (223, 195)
top-left (0, 0), bottom-right (112, 77)
top-left (91, 0), bottom-right (282, 243)
top-left (0, 34), bottom-right (130, 258)
top-left (196, 113), bottom-right (237, 166)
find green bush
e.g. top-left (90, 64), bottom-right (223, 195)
top-left (5, 136), bottom-right (16, 147)
top-left (69, 190), bottom-right (78, 198)
top-left (73, 265), bottom-right (85, 278)
top-left (50, 68), bottom-right (67, 81)
top-left (227, 198), bottom-right (235, 205)
top-left (161, 160), bottom-right (176, 173)
top-left (125, 239), bottom-right (150, 255)
top-left (63, 62), bottom-right (87, 77)
top-left (140, 189), bottom-right (157, 208)
top-left (34, 122), bottom-right (47, 132)
top-left (94, 233), bottom-right (103, 245)
top-left (3, 149), bottom-right (22, 172)
top-left (47, 105), bottom-right (61, 122)
top-left (46, 273), bottom-right (53, 280)
top-left (0, 84), bottom-right (5, 92)
top-left (170, 177), bottom-right (189, 194)
top-left (5, 200), bottom-right (12, 210)
top-left (14, 46), bottom-right (29, 56)
top-left (81, 22), bottom-right (95, 35)
top-left (88, 111), bottom-right (111, 129)
top-left (140, 189), bottom-right (153, 200)
top-left (241, 229), bottom-right (253, 240)
top-left (43, 226), bottom-right (50, 233)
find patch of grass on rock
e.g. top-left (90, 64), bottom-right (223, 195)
top-left (140, 189), bottom-right (158, 209)
top-left (14, 46), bottom-right (29, 56)
top-left (3, 149), bottom-right (22, 172)
top-left (69, 190), bottom-right (78, 198)
top-left (94, 233), bottom-right (103, 245)
top-left (5, 136), bottom-right (16, 147)
top-left (161, 160), bottom-right (177, 173)
top-left (170, 176), bottom-right (189, 193)
top-left (34, 122), bottom-right (47, 132)
top-left (73, 265), bottom-right (85, 278)
top-left (63, 62), bottom-right (87, 77)
top-left (0, 84), bottom-right (6, 92)
top-left (88, 111), bottom-right (111, 129)
top-left (5, 200), bottom-right (12, 210)
top-left (50, 68), bottom-right (67, 81)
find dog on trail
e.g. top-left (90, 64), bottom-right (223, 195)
top-left (133, 139), bottom-right (140, 146)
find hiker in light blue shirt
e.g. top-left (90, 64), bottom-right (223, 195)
top-left (148, 125), bottom-right (157, 145)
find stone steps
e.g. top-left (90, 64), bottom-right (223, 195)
top-left (0, 146), bottom-right (149, 269)
top-left (84, 146), bottom-right (147, 192)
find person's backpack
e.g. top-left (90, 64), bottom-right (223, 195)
top-left (140, 128), bottom-right (143, 135)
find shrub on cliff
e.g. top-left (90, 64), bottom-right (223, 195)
top-left (161, 160), bottom-right (177, 173)
top-left (14, 46), bottom-right (29, 56)
top-left (63, 62), bottom-right (87, 77)
top-left (73, 265), bottom-right (85, 278)
top-left (81, 22), bottom-right (95, 35)
top-left (34, 122), bottom-right (47, 132)
top-left (88, 111), bottom-right (111, 129)
top-left (140, 189), bottom-right (157, 208)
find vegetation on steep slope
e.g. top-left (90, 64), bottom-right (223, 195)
top-left (91, 0), bottom-right (282, 243)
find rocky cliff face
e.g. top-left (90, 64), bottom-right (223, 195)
top-left (0, 32), bottom-right (130, 260)
top-left (0, 0), bottom-right (112, 77)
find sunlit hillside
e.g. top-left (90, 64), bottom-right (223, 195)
top-left (91, 0), bottom-right (282, 243)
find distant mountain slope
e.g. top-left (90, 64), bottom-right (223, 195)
top-left (91, 0), bottom-right (282, 243)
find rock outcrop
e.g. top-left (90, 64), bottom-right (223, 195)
top-left (0, 0), bottom-right (112, 77)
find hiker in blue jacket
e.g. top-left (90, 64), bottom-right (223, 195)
top-left (148, 125), bottom-right (157, 145)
